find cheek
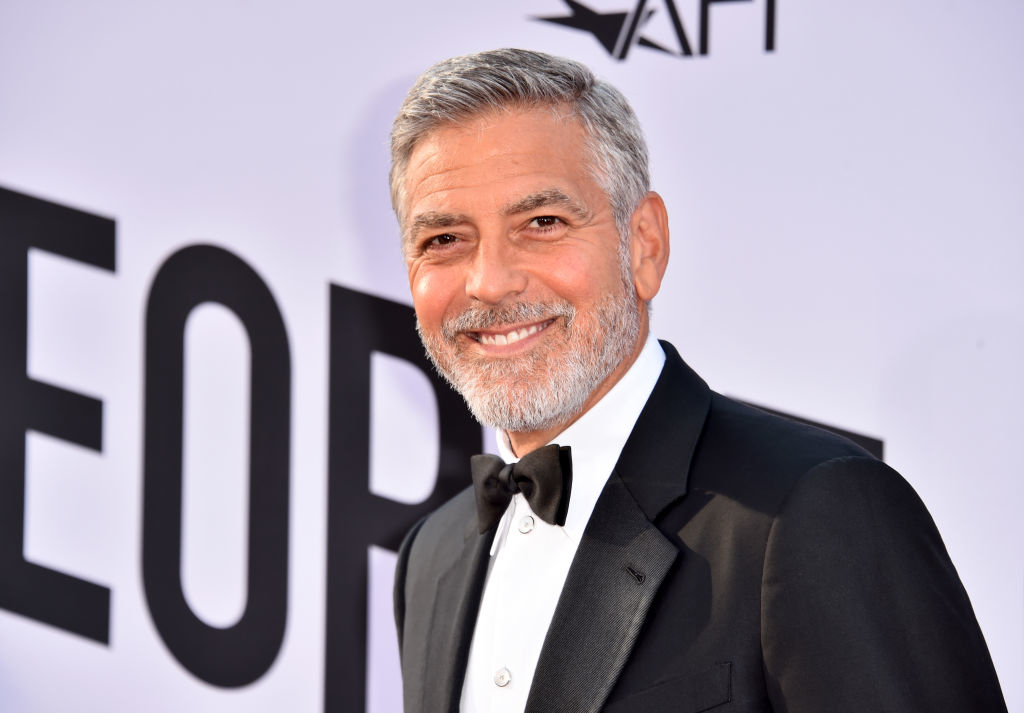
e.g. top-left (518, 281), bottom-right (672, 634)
top-left (540, 252), bottom-right (615, 306)
top-left (410, 267), bottom-right (459, 328)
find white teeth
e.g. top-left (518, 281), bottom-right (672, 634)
top-left (478, 321), bottom-right (547, 346)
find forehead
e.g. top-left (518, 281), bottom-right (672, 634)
top-left (402, 107), bottom-right (600, 223)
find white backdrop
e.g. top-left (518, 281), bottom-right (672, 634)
top-left (1, 1), bottom-right (1021, 711)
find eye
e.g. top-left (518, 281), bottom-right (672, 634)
top-left (423, 233), bottom-right (459, 250)
top-left (528, 216), bottom-right (563, 230)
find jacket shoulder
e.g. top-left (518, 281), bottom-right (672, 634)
top-left (690, 393), bottom-right (878, 513)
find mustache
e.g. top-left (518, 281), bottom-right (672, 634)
top-left (441, 301), bottom-right (576, 340)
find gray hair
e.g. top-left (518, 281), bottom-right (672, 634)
top-left (389, 48), bottom-right (650, 242)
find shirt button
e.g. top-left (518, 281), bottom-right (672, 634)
top-left (518, 516), bottom-right (535, 534)
top-left (494, 667), bottom-right (512, 687)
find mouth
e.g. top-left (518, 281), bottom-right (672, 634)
top-left (469, 319), bottom-right (555, 346)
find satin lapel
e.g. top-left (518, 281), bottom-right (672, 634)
top-left (525, 474), bottom-right (677, 713)
top-left (614, 341), bottom-right (711, 521)
top-left (420, 516), bottom-right (493, 713)
top-left (524, 342), bottom-right (712, 713)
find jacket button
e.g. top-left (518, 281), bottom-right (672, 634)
top-left (494, 667), bottom-right (512, 687)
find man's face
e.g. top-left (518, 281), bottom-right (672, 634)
top-left (401, 107), bottom-right (645, 437)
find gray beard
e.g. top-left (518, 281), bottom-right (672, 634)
top-left (417, 287), bottom-right (642, 433)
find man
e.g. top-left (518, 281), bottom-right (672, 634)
top-left (390, 48), bottom-right (1006, 713)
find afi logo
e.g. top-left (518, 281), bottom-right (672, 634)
top-left (537, 0), bottom-right (776, 60)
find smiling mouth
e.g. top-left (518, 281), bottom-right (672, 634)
top-left (471, 319), bottom-right (555, 346)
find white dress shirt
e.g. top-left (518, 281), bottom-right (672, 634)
top-left (460, 334), bottom-right (666, 713)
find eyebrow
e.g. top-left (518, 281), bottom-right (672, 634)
top-left (409, 211), bottom-right (469, 235)
top-left (502, 189), bottom-right (590, 220)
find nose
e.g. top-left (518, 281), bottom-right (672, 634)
top-left (464, 236), bottom-right (527, 304)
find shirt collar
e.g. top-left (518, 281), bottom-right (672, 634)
top-left (495, 333), bottom-right (666, 542)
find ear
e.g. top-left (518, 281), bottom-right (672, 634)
top-left (628, 192), bottom-right (670, 302)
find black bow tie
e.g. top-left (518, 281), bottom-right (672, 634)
top-left (470, 444), bottom-right (573, 534)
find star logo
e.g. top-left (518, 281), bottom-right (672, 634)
top-left (535, 0), bottom-right (776, 61)
top-left (536, 0), bottom-right (692, 59)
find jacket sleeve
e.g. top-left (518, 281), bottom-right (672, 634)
top-left (761, 456), bottom-right (1006, 712)
top-left (393, 515), bottom-right (428, 657)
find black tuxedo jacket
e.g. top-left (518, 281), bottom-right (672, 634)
top-left (393, 342), bottom-right (1006, 713)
